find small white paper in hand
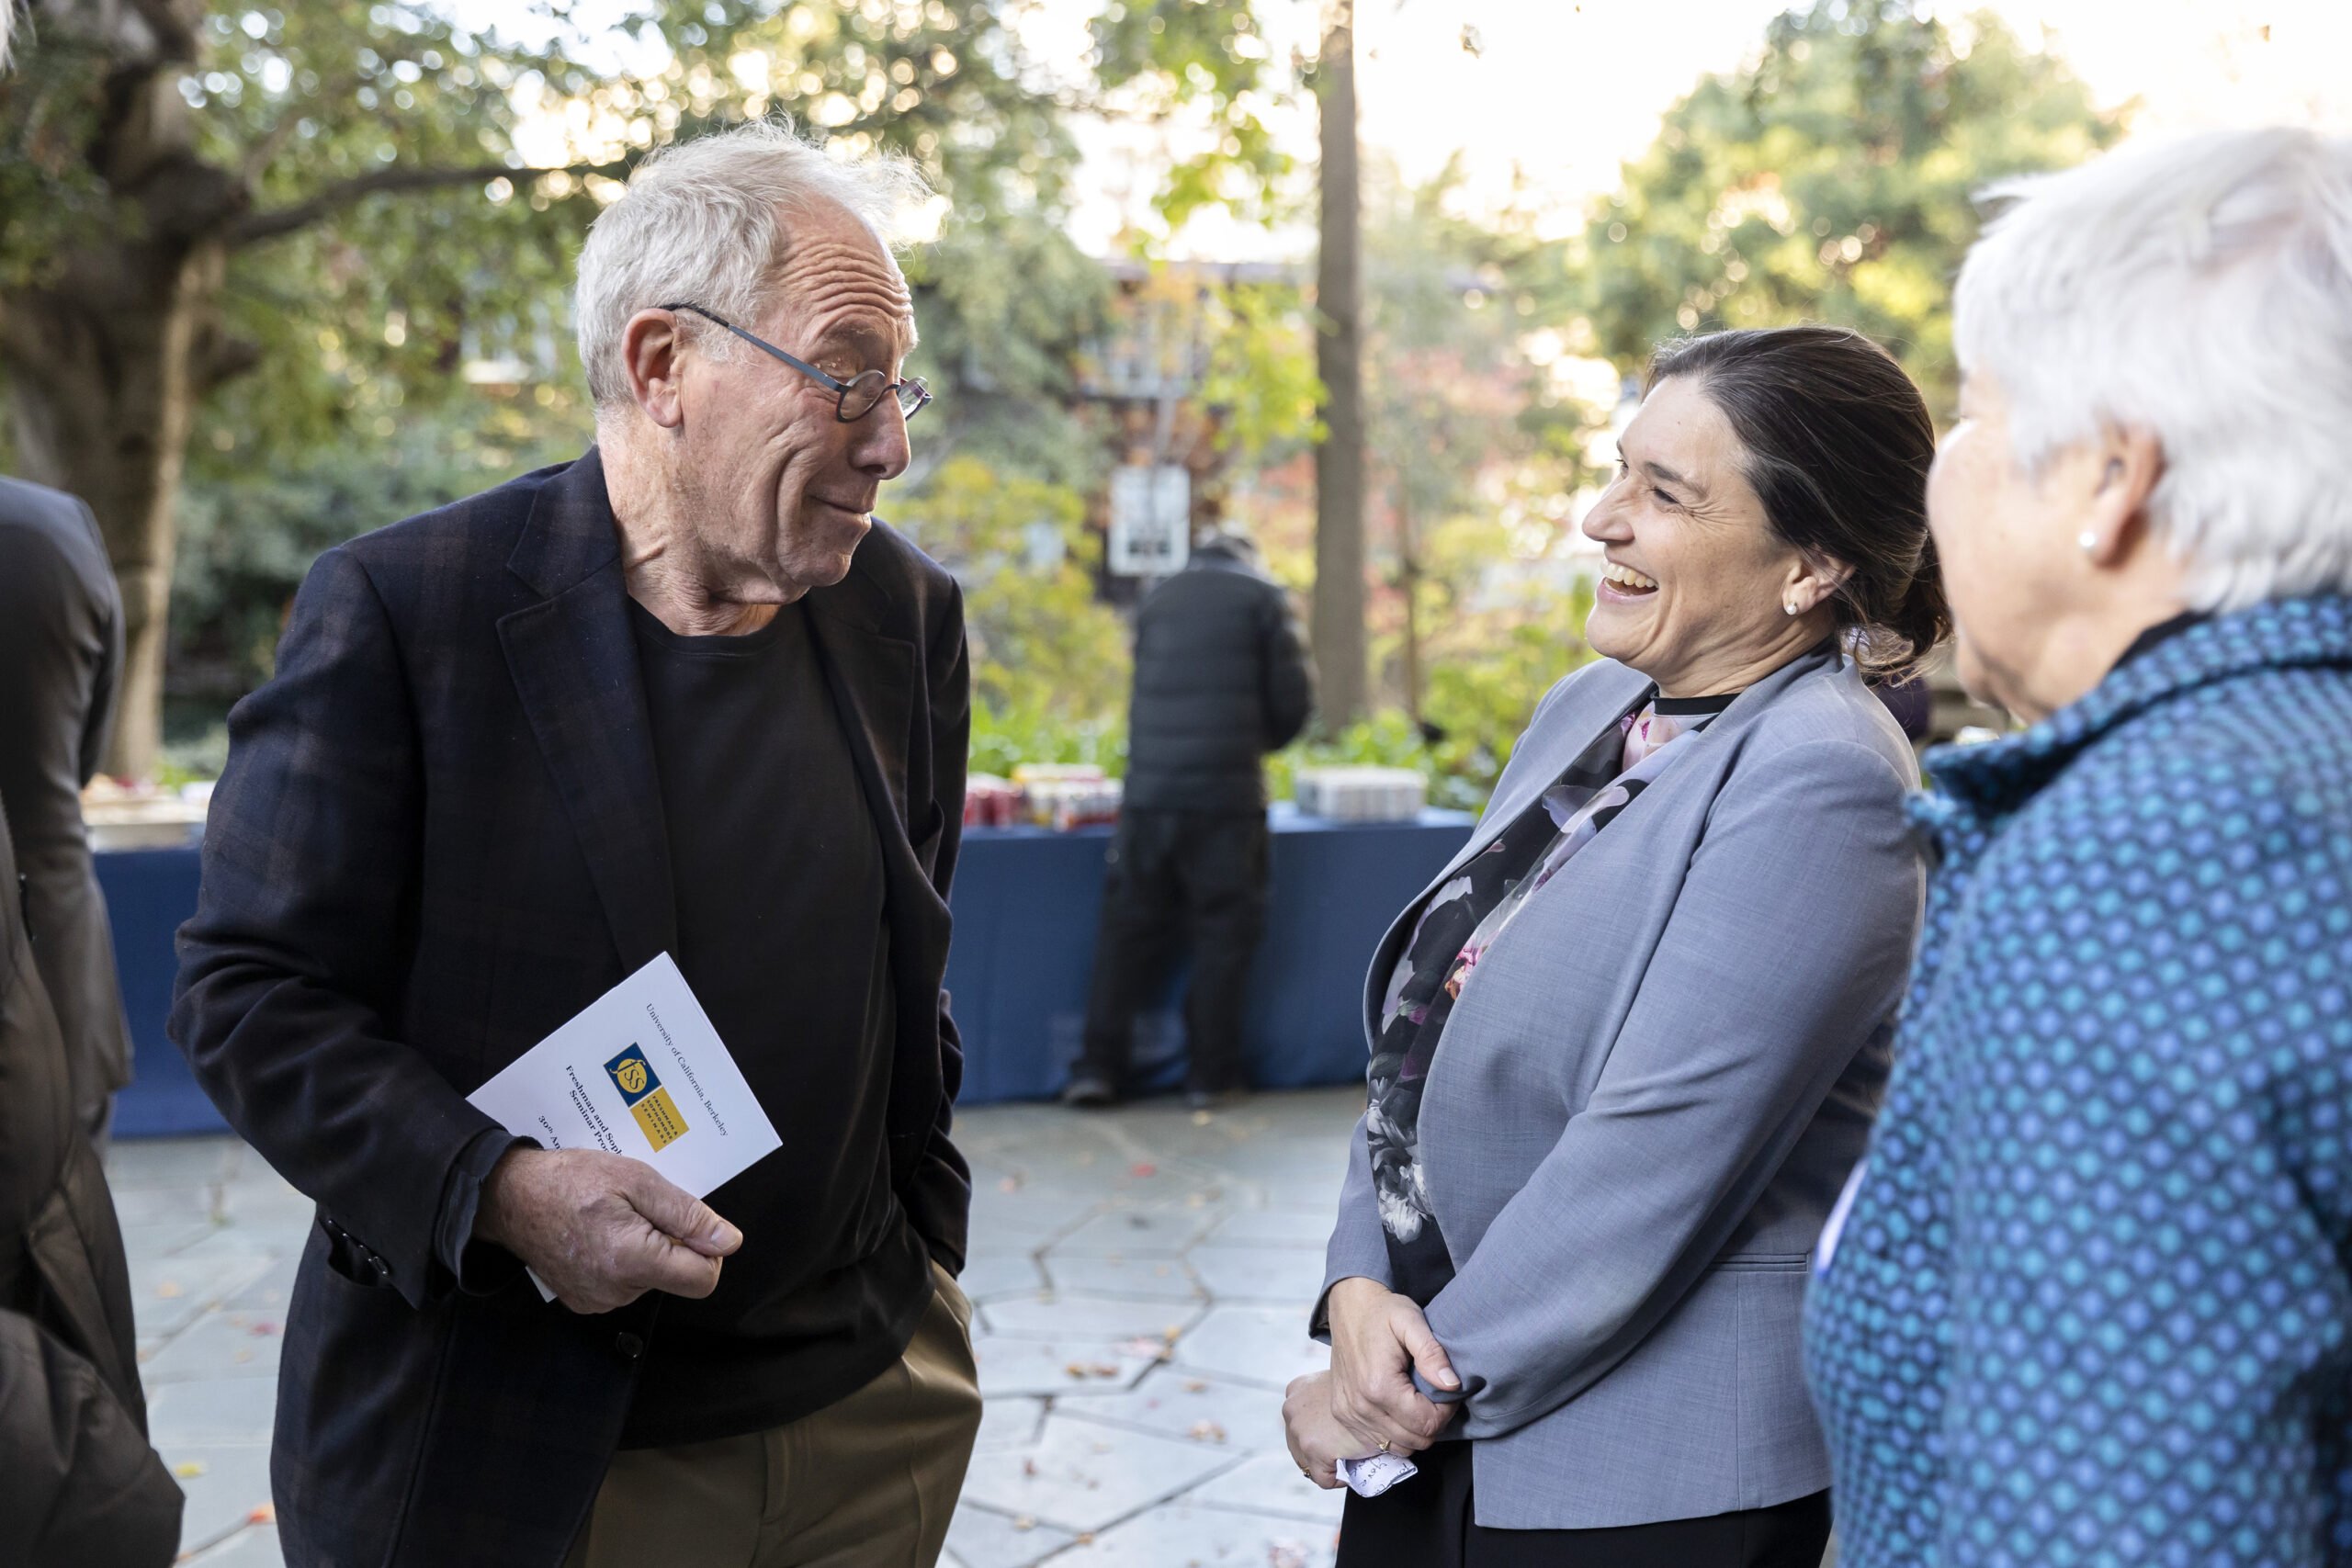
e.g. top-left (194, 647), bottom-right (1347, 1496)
top-left (1340, 1450), bottom-right (1419, 1497)
top-left (468, 953), bottom-right (782, 1301)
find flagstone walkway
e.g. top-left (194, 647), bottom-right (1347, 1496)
top-left (118, 1087), bottom-right (1363, 1567)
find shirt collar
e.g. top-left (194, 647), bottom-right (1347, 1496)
top-left (1923, 594), bottom-right (2352, 820)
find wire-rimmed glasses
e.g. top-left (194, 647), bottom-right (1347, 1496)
top-left (661, 302), bottom-right (932, 423)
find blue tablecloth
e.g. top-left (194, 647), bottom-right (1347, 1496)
top-left (97, 805), bottom-right (1473, 1136)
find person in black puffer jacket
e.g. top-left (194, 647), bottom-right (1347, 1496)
top-left (1066, 532), bottom-right (1314, 1108)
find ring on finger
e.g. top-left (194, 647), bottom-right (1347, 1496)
top-left (1375, 1437), bottom-right (1391, 1452)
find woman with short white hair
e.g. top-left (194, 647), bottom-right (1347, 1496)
top-left (1805, 126), bottom-right (2352, 1566)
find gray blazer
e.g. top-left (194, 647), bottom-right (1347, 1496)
top-left (1317, 644), bottom-right (1923, 1529)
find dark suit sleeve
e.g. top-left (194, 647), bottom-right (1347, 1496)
top-left (170, 548), bottom-right (517, 1310)
top-left (1258, 584), bottom-right (1315, 751)
top-left (76, 510), bottom-right (121, 791)
top-left (901, 574), bottom-right (974, 1275)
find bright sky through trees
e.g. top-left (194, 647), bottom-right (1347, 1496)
top-left (1040, 0), bottom-right (2352, 258)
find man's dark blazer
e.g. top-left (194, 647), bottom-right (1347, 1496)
top-left (168, 449), bottom-right (972, 1568)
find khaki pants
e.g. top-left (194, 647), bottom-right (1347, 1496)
top-left (564, 1266), bottom-right (982, 1568)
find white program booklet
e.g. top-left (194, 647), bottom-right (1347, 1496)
top-left (468, 953), bottom-right (781, 1298)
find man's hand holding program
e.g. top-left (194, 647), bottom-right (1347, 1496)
top-left (477, 1146), bottom-right (742, 1314)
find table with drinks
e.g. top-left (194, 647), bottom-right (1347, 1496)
top-left (93, 768), bottom-right (1475, 1134)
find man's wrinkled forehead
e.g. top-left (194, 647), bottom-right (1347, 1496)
top-left (770, 198), bottom-right (917, 354)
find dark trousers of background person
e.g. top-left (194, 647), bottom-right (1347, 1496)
top-left (1077, 807), bottom-right (1269, 1096)
top-left (1337, 1442), bottom-right (1831, 1568)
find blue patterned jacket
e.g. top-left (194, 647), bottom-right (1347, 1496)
top-left (1806, 596), bottom-right (2352, 1566)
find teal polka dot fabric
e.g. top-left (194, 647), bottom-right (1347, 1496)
top-left (1805, 597), bottom-right (2352, 1566)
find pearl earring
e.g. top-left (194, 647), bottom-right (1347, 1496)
top-left (2077, 530), bottom-right (2098, 553)
top-left (1784, 602), bottom-right (1797, 615)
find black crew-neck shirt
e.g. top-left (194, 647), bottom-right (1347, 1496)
top-left (616, 598), bottom-right (932, 1449)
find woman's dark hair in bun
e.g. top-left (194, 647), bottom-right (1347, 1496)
top-left (1647, 325), bottom-right (1950, 681)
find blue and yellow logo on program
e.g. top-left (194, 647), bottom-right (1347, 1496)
top-left (604, 1044), bottom-right (689, 1152)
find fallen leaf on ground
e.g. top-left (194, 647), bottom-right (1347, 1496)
top-left (1130, 1163), bottom-right (1156, 1177)
top-left (174, 1461), bottom-right (208, 1479)
top-left (1188, 1420), bottom-right (1227, 1442)
top-left (156, 1280), bottom-right (182, 1299)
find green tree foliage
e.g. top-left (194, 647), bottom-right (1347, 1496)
top-left (1088, 0), bottom-right (1290, 233)
top-left (0, 0), bottom-right (1104, 772)
top-left (1559, 0), bottom-right (2120, 410)
top-left (1351, 161), bottom-right (1606, 795)
top-left (884, 455), bottom-right (1133, 776)
top-left (1199, 280), bottom-right (1324, 465)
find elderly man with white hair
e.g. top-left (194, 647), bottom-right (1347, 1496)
top-left (171, 122), bottom-right (981, 1567)
top-left (1804, 127), bottom-right (2352, 1566)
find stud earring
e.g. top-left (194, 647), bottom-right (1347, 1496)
top-left (1784, 602), bottom-right (1798, 615)
top-left (2077, 530), bottom-right (2098, 553)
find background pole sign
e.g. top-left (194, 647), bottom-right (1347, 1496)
top-left (1107, 465), bottom-right (1191, 578)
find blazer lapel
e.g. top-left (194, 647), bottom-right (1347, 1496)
top-left (1356, 659), bottom-right (1653, 1043)
top-left (1447, 661), bottom-right (1654, 879)
top-left (804, 588), bottom-right (918, 844)
top-left (804, 568), bottom-right (947, 1184)
top-left (496, 450), bottom-right (678, 973)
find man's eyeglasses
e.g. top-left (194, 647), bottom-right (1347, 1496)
top-left (661, 302), bottom-right (932, 423)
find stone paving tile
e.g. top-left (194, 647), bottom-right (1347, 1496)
top-left (943, 1502), bottom-right (1080, 1568)
top-left (109, 1179), bottom-right (218, 1228)
top-left (115, 1087), bottom-right (1366, 1567)
top-left (956, 1410), bottom-right (1244, 1535)
top-left (162, 1442), bottom-right (277, 1557)
top-left (1046, 1201), bottom-right (1229, 1258)
top-left (1183, 1245), bottom-right (1331, 1303)
top-left (1168, 1304), bottom-right (1330, 1392)
top-left (129, 1249), bottom-right (282, 1344)
top-left (1186, 1451), bottom-right (1350, 1528)
top-left (149, 1375), bottom-right (281, 1447)
top-left (979, 1292), bottom-right (1204, 1342)
top-left (971, 1332), bottom-right (1167, 1399)
top-left (1201, 1208), bottom-right (1344, 1250)
top-left (140, 1302), bottom-right (287, 1384)
top-left (183, 1522), bottom-right (283, 1566)
top-left (961, 1250), bottom-right (1050, 1302)
top-left (1053, 1365), bottom-right (1286, 1450)
top-left (1048, 1500), bottom-right (1340, 1568)
top-left (1043, 1253), bottom-right (1204, 1303)
top-left (108, 1135), bottom-right (240, 1192)
top-left (974, 1394), bottom-right (1050, 1451)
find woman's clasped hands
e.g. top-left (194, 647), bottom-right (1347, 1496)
top-left (1283, 1276), bottom-right (1461, 1489)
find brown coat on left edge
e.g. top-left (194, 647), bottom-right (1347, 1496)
top-left (0, 806), bottom-right (181, 1565)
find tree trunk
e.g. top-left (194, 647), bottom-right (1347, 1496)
top-left (1312, 0), bottom-right (1367, 730)
top-left (6, 238), bottom-right (222, 783)
top-left (1397, 491), bottom-right (1421, 723)
top-left (2, 17), bottom-right (233, 783)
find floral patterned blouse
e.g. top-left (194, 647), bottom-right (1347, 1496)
top-left (1365, 689), bottom-right (1739, 1304)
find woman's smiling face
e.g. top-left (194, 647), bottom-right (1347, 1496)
top-left (1581, 375), bottom-right (1826, 697)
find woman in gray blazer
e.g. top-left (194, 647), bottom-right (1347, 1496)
top-left (1284, 326), bottom-right (1943, 1566)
